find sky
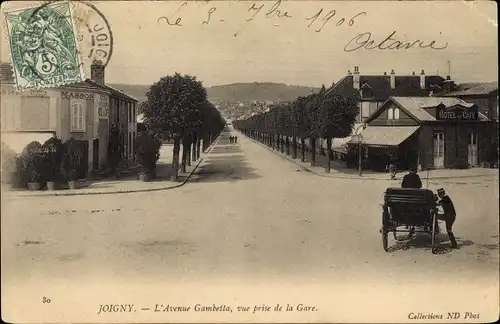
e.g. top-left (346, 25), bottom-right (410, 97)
top-left (1, 0), bottom-right (498, 87)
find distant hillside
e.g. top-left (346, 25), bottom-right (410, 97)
top-left (109, 82), bottom-right (320, 105)
top-left (206, 82), bottom-right (320, 103)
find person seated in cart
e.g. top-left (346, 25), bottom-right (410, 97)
top-left (436, 188), bottom-right (458, 249)
top-left (401, 166), bottom-right (422, 189)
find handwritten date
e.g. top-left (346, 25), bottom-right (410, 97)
top-left (156, 0), bottom-right (366, 37)
top-left (306, 9), bottom-right (366, 32)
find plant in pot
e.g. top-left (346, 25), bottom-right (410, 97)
top-left (135, 131), bottom-right (161, 182)
top-left (42, 137), bottom-right (65, 190)
top-left (20, 141), bottom-right (43, 190)
top-left (62, 138), bottom-right (84, 189)
top-left (25, 152), bottom-right (45, 190)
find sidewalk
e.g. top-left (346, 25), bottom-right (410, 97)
top-left (240, 132), bottom-right (499, 181)
top-left (1, 137), bottom-right (221, 198)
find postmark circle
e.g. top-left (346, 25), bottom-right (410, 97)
top-left (71, 1), bottom-right (114, 67)
top-left (29, 1), bottom-right (114, 68)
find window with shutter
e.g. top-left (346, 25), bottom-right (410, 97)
top-left (70, 100), bottom-right (85, 132)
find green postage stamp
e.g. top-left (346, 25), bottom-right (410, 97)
top-left (4, 1), bottom-right (84, 90)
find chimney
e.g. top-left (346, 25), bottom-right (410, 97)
top-left (420, 70), bottom-right (425, 89)
top-left (442, 76), bottom-right (454, 93)
top-left (353, 65), bottom-right (360, 90)
top-left (91, 60), bottom-right (105, 86)
top-left (390, 69), bottom-right (395, 89)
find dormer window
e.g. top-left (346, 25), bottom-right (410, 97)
top-left (360, 83), bottom-right (371, 99)
top-left (388, 107), bottom-right (400, 120)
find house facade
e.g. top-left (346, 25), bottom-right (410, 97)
top-left (327, 66), bottom-right (447, 123)
top-left (353, 96), bottom-right (494, 171)
top-left (315, 66), bottom-right (449, 153)
top-left (0, 60), bottom-right (138, 176)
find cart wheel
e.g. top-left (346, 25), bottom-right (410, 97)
top-left (382, 210), bottom-right (390, 252)
top-left (431, 211), bottom-right (438, 254)
top-left (382, 229), bottom-right (389, 252)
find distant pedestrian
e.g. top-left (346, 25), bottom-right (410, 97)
top-left (234, 136), bottom-right (238, 143)
top-left (229, 136), bottom-right (233, 143)
top-left (436, 188), bottom-right (458, 249)
top-left (401, 166), bottom-right (422, 189)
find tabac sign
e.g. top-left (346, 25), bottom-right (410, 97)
top-left (436, 104), bottom-right (479, 121)
top-left (98, 95), bottom-right (109, 118)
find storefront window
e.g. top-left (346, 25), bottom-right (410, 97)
top-left (468, 133), bottom-right (478, 167)
top-left (433, 132), bottom-right (445, 168)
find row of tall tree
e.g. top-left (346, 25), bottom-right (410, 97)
top-left (233, 86), bottom-right (359, 173)
top-left (141, 73), bottom-right (225, 181)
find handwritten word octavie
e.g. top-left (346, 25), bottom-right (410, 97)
top-left (344, 31), bottom-right (448, 52)
top-left (156, 0), bottom-right (366, 37)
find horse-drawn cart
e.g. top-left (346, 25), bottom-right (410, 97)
top-left (380, 188), bottom-right (439, 254)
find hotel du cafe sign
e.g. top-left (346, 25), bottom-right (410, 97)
top-left (436, 104), bottom-right (479, 121)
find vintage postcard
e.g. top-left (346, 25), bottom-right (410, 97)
top-left (0, 0), bottom-right (498, 323)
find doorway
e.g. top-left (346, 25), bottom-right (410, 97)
top-left (468, 133), bottom-right (478, 167)
top-left (433, 132), bottom-right (445, 168)
top-left (93, 138), bottom-right (99, 171)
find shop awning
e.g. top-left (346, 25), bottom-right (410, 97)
top-left (1, 132), bottom-right (55, 154)
top-left (349, 126), bottom-right (420, 147)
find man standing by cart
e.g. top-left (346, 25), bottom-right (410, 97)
top-left (437, 188), bottom-right (458, 249)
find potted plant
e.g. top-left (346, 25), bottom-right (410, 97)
top-left (42, 137), bottom-right (65, 191)
top-left (135, 131), bottom-right (161, 182)
top-left (26, 152), bottom-right (45, 190)
top-left (62, 138), bottom-right (84, 189)
top-left (19, 141), bottom-right (43, 190)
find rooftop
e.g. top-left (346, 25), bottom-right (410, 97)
top-left (439, 82), bottom-right (498, 96)
top-left (327, 72), bottom-right (446, 101)
top-left (387, 96), bottom-right (489, 122)
top-left (0, 62), bottom-right (137, 102)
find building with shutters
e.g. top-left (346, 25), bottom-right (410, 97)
top-left (0, 60), bottom-right (138, 176)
